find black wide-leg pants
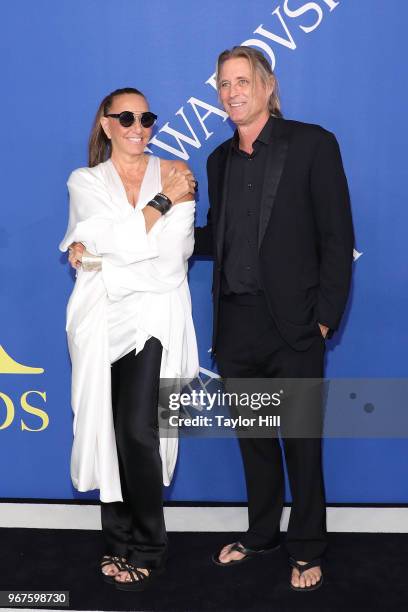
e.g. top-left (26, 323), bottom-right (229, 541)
top-left (216, 294), bottom-right (327, 561)
top-left (100, 337), bottom-right (167, 569)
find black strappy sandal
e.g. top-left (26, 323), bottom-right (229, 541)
top-left (100, 555), bottom-right (126, 584)
top-left (212, 541), bottom-right (280, 567)
top-left (289, 557), bottom-right (323, 591)
top-left (114, 561), bottom-right (163, 592)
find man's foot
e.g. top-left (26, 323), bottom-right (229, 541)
top-left (100, 556), bottom-right (126, 583)
top-left (212, 541), bottom-right (280, 566)
top-left (290, 559), bottom-right (323, 591)
top-left (216, 542), bottom-right (247, 564)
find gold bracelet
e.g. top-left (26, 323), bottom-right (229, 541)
top-left (81, 250), bottom-right (102, 272)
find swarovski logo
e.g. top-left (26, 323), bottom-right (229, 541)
top-left (147, 0), bottom-right (341, 160)
top-left (0, 345), bottom-right (44, 374)
top-left (0, 345), bottom-right (48, 431)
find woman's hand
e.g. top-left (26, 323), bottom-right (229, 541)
top-left (161, 165), bottom-right (196, 205)
top-left (68, 242), bottom-right (85, 269)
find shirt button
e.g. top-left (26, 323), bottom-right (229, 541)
top-left (244, 265), bottom-right (251, 271)
top-left (247, 183), bottom-right (253, 190)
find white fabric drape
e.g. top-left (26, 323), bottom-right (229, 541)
top-left (60, 156), bottom-right (199, 502)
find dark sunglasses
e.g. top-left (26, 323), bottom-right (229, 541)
top-left (104, 110), bottom-right (157, 128)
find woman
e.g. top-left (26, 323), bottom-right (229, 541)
top-left (59, 87), bottom-right (199, 590)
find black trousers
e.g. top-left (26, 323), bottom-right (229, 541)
top-left (100, 337), bottom-right (167, 569)
top-left (216, 294), bottom-right (327, 561)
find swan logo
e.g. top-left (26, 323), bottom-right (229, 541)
top-left (0, 345), bottom-right (48, 431)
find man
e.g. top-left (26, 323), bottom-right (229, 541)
top-left (194, 46), bottom-right (354, 591)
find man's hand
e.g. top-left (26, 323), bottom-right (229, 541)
top-left (68, 242), bottom-right (85, 269)
top-left (318, 323), bottom-right (329, 339)
top-left (161, 163), bottom-right (196, 204)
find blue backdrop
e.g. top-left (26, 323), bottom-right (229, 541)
top-left (1, 0), bottom-right (407, 502)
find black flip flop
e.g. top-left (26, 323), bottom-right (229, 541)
top-left (289, 557), bottom-right (323, 591)
top-left (212, 541), bottom-right (280, 567)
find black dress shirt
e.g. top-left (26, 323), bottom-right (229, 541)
top-left (221, 115), bottom-right (273, 295)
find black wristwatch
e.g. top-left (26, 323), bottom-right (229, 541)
top-left (146, 192), bottom-right (172, 215)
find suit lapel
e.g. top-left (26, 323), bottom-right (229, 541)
top-left (216, 142), bottom-right (232, 264)
top-left (258, 120), bottom-right (289, 250)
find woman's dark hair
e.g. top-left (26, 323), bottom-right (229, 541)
top-left (88, 87), bottom-right (145, 167)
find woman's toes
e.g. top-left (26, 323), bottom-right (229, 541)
top-left (114, 571), bottom-right (125, 583)
top-left (102, 563), bottom-right (116, 576)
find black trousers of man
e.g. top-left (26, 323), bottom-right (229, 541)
top-left (101, 337), bottom-right (167, 569)
top-left (216, 294), bottom-right (327, 561)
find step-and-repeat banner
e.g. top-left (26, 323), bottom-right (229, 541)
top-left (1, 0), bottom-right (407, 502)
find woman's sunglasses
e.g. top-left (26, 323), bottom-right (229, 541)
top-left (104, 110), bottom-right (158, 128)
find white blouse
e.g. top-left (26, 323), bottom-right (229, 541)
top-left (59, 155), bottom-right (199, 502)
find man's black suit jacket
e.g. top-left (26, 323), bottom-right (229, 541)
top-left (194, 116), bottom-right (354, 353)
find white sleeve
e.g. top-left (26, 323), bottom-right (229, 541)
top-left (102, 201), bottom-right (195, 298)
top-left (59, 168), bottom-right (158, 266)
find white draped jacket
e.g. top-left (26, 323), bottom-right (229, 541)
top-left (59, 155), bottom-right (199, 502)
